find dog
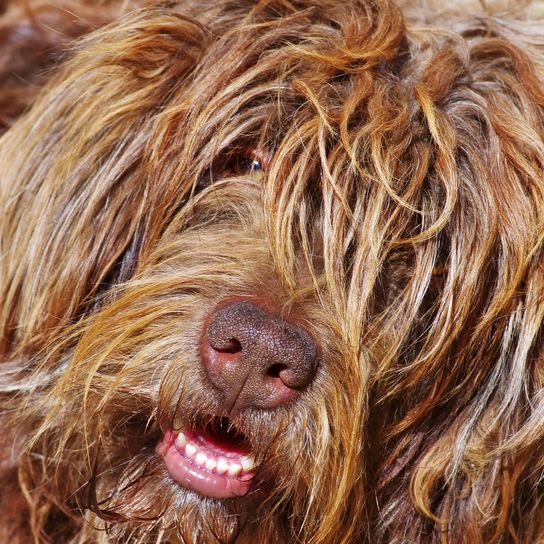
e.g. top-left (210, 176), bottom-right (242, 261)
top-left (1, 0), bottom-right (544, 542)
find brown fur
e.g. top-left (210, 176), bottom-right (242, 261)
top-left (1, 0), bottom-right (544, 542)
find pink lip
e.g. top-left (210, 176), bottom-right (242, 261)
top-left (157, 431), bottom-right (254, 499)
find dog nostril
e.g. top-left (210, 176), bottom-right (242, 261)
top-left (202, 300), bottom-right (318, 410)
top-left (212, 337), bottom-right (242, 354)
top-left (266, 363), bottom-right (288, 379)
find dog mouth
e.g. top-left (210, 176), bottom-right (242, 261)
top-left (157, 416), bottom-right (257, 499)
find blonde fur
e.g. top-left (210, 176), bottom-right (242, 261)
top-left (1, 0), bottom-right (544, 542)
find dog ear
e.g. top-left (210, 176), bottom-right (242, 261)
top-left (0, 5), bottom-right (209, 351)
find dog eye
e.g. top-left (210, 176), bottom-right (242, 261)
top-left (246, 158), bottom-right (263, 174)
top-left (220, 148), bottom-right (267, 179)
top-left (236, 151), bottom-right (265, 177)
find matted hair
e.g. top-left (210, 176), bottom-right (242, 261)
top-left (1, 0), bottom-right (544, 542)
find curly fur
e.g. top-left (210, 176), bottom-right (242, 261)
top-left (1, 0), bottom-right (544, 542)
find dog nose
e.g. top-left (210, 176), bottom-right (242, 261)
top-left (202, 300), bottom-right (318, 410)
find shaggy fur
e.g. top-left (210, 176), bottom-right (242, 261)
top-left (1, 0), bottom-right (544, 542)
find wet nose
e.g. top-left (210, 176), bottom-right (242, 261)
top-left (201, 300), bottom-right (318, 410)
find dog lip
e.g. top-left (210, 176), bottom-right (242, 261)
top-left (157, 431), bottom-right (255, 499)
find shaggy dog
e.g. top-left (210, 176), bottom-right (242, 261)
top-left (1, 0), bottom-right (544, 542)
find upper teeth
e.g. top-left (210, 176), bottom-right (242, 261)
top-left (173, 431), bottom-right (256, 476)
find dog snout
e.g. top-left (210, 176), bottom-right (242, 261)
top-left (202, 300), bottom-right (318, 409)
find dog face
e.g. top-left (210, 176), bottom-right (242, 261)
top-left (1, 1), bottom-right (544, 542)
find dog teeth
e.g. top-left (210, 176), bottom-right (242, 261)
top-left (227, 463), bottom-right (242, 477)
top-left (195, 452), bottom-right (207, 466)
top-left (216, 458), bottom-right (229, 474)
top-left (205, 458), bottom-right (217, 471)
top-left (175, 432), bottom-right (187, 448)
top-left (174, 431), bottom-right (255, 477)
top-left (240, 455), bottom-right (255, 472)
